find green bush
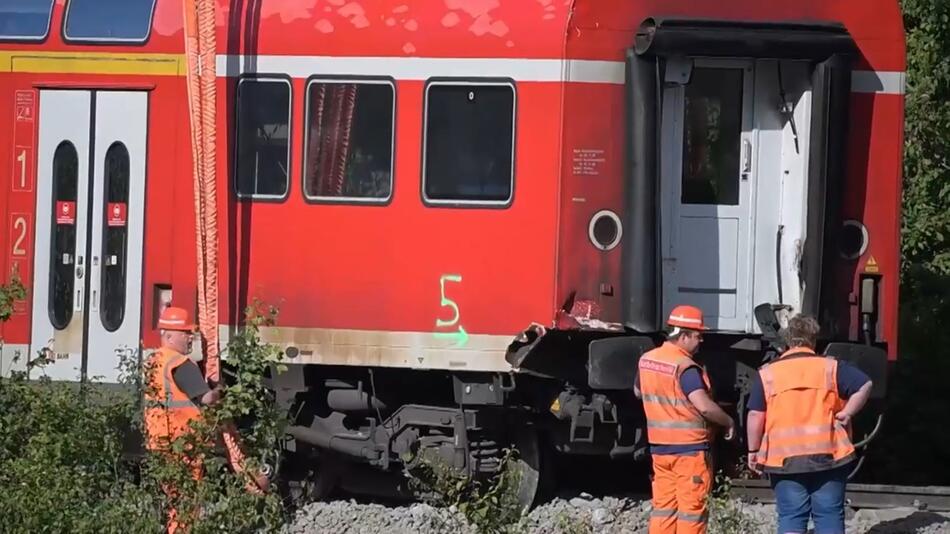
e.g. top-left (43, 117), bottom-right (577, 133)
top-left (0, 297), bottom-right (288, 533)
top-left (408, 448), bottom-right (524, 534)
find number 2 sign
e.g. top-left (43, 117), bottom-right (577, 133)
top-left (11, 214), bottom-right (30, 257)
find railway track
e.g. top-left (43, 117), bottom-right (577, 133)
top-left (731, 480), bottom-right (950, 512)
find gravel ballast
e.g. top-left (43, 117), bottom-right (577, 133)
top-left (283, 493), bottom-right (950, 534)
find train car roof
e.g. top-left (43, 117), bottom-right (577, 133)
top-left (3, 0), bottom-right (904, 73)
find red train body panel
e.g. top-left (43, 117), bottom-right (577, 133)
top-left (0, 0), bottom-right (905, 498)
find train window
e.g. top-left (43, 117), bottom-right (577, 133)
top-left (100, 142), bottom-right (130, 333)
top-left (423, 82), bottom-right (515, 205)
top-left (235, 78), bottom-right (291, 200)
top-left (0, 0), bottom-right (54, 41)
top-left (303, 80), bottom-right (395, 202)
top-left (681, 67), bottom-right (743, 206)
top-left (63, 0), bottom-right (156, 43)
top-left (49, 141), bottom-right (79, 330)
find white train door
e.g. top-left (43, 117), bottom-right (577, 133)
top-left (660, 60), bottom-right (756, 332)
top-left (31, 90), bottom-right (148, 383)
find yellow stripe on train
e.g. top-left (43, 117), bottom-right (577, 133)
top-left (0, 51), bottom-right (185, 76)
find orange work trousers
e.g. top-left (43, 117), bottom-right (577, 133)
top-left (649, 450), bottom-right (712, 534)
top-left (158, 454), bottom-right (204, 534)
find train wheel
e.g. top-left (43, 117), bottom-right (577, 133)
top-left (280, 451), bottom-right (341, 508)
top-left (510, 425), bottom-right (549, 515)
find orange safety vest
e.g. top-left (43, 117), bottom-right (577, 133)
top-left (638, 342), bottom-right (712, 446)
top-left (754, 348), bottom-right (856, 474)
top-left (144, 347), bottom-right (203, 451)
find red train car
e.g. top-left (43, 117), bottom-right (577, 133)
top-left (0, 0), bottom-right (904, 504)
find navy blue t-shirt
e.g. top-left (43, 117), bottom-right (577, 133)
top-left (746, 359), bottom-right (870, 412)
top-left (638, 367), bottom-right (709, 455)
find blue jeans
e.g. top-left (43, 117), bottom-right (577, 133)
top-left (769, 465), bottom-right (849, 534)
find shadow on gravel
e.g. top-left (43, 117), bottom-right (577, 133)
top-left (866, 511), bottom-right (950, 534)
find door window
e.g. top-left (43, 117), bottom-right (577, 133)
top-left (49, 141), bottom-right (79, 330)
top-left (681, 67), bottom-right (743, 206)
top-left (100, 142), bottom-right (130, 332)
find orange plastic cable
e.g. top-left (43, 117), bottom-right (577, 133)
top-left (182, 0), bottom-right (220, 383)
top-left (197, 0), bottom-right (220, 383)
top-left (183, 0), bottom-right (255, 488)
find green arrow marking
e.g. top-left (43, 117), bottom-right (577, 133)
top-left (434, 325), bottom-right (469, 348)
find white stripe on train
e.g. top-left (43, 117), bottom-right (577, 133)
top-left (216, 54), bottom-right (905, 95)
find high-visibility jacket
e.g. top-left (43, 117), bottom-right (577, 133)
top-left (638, 342), bottom-right (712, 446)
top-left (144, 347), bottom-right (202, 451)
top-left (754, 348), bottom-right (856, 474)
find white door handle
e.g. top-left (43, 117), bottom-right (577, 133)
top-left (741, 139), bottom-right (752, 179)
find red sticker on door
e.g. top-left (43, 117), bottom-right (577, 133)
top-left (107, 203), bottom-right (127, 227)
top-left (56, 201), bottom-right (75, 225)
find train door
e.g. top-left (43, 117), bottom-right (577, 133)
top-left (659, 58), bottom-right (811, 332)
top-left (31, 90), bottom-right (148, 383)
top-left (660, 60), bottom-right (755, 332)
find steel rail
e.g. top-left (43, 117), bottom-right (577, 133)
top-left (731, 480), bottom-right (950, 511)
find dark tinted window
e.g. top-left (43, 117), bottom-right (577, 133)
top-left (64, 0), bottom-right (155, 42)
top-left (235, 79), bottom-right (291, 198)
top-left (681, 67), bottom-right (743, 206)
top-left (424, 84), bottom-right (514, 204)
top-left (100, 142), bottom-right (130, 332)
top-left (0, 0), bottom-right (54, 40)
top-left (49, 141), bottom-right (79, 330)
top-left (304, 81), bottom-right (394, 201)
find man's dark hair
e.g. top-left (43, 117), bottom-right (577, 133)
top-left (782, 315), bottom-right (821, 349)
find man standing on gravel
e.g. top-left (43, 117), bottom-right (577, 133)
top-left (746, 315), bottom-right (873, 534)
top-left (635, 305), bottom-right (736, 534)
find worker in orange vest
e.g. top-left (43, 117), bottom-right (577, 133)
top-left (145, 306), bottom-right (270, 532)
top-left (145, 306), bottom-right (223, 533)
top-left (746, 315), bottom-right (872, 534)
top-left (145, 306), bottom-right (222, 451)
top-left (635, 305), bottom-right (736, 534)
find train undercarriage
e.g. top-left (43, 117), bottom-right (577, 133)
top-left (268, 307), bottom-right (890, 510)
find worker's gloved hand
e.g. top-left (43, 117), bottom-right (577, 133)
top-left (201, 384), bottom-right (224, 406)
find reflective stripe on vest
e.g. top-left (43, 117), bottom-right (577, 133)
top-left (755, 350), bottom-right (855, 473)
top-left (641, 394), bottom-right (692, 407)
top-left (647, 420), bottom-right (707, 430)
top-left (638, 342), bottom-right (711, 445)
top-left (162, 354), bottom-right (200, 409)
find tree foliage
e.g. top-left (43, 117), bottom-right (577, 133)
top-left (901, 0), bottom-right (950, 275)
top-left (864, 0), bottom-right (950, 484)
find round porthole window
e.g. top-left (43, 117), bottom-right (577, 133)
top-left (589, 210), bottom-right (623, 251)
top-left (839, 220), bottom-right (869, 260)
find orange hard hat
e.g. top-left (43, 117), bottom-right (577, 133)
top-left (667, 305), bottom-right (707, 330)
top-left (157, 306), bottom-right (197, 332)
